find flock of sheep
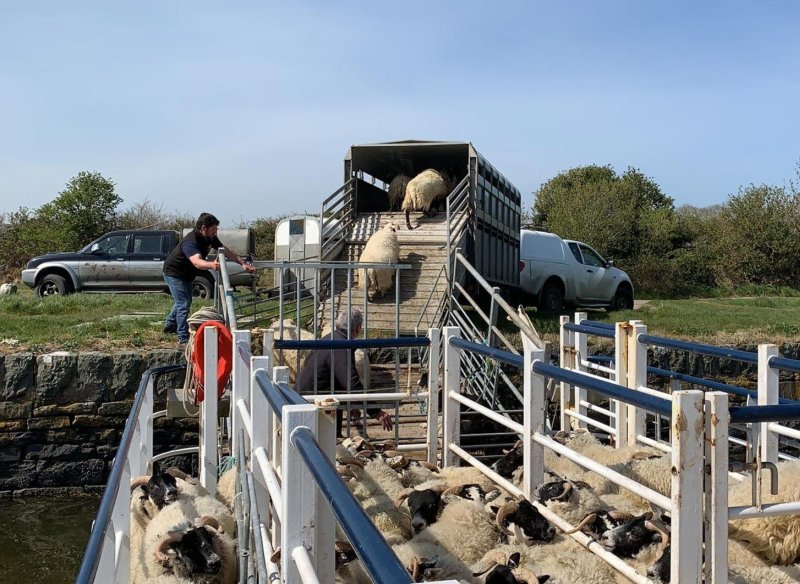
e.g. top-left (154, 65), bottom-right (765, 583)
top-left (333, 431), bottom-right (800, 584)
top-left (125, 430), bottom-right (800, 583)
top-left (129, 467), bottom-right (237, 584)
top-left (357, 168), bottom-right (453, 300)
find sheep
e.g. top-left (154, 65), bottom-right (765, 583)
top-left (402, 169), bottom-right (450, 230)
top-left (344, 457), bottom-right (412, 544)
top-left (534, 478), bottom-right (606, 527)
top-left (137, 495), bottom-right (236, 583)
top-left (216, 466), bottom-right (236, 511)
top-left (598, 511), bottom-right (668, 558)
top-left (387, 173), bottom-right (412, 211)
top-left (728, 564), bottom-right (800, 584)
top-left (150, 516), bottom-right (236, 584)
top-left (472, 540), bottom-right (625, 584)
top-left (393, 540), bottom-right (475, 582)
top-left (728, 460), bottom-right (800, 565)
top-left (472, 550), bottom-right (550, 584)
top-left (494, 497), bottom-right (556, 545)
top-left (611, 454), bottom-right (672, 508)
top-left (357, 222), bottom-right (399, 298)
top-left (410, 497), bottom-right (500, 565)
top-left (544, 432), bottom-right (663, 496)
top-left (129, 468), bottom-right (209, 583)
top-left (266, 319), bottom-right (316, 384)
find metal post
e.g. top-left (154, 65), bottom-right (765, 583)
top-left (273, 366), bottom-right (290, 477)
top-left (200, 326), bottom-right (218, 496)
top-left (112, 462), bottom-right (131, 584)
top-left (442, 327), bottom-right (461, 468)
top-left (315, 399), bottom-right (336, 584)
top-left (281, 403), bottom-right (320, 584)
top-left (758, 344), bottom-right (779, 465)
top-left (704, 391), bottom-right (728, 584)
top-left (627, 321), bottom-right (647, 446)
top-left (559, 315), bottom-right (571, 432)
top-left (136, 374), bottom-right (154, 476)
top-left (232, 330), bottom-right (251, 462)
top-left (671, 390), bottom-right (704, 584)
top-left (613, 322), bottom-right (629, 448)
top-left (427, 328), bottom-right (441, 466)
top-left (522, 334), bottom-right (545, 500)
top-left (574, 312), bottom-right (588, 428)
top-left (251, 355), bottom-right (271, 545)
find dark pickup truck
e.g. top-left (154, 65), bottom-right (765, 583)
top-left (21, 229), bottom-right (255, 298)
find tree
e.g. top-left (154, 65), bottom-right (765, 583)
top-left (711, 184), bottom-right (800, 286)
top-left (531, 165), bottom-right (674, 262)
top-left (37, 171), bottom-right (122, 250)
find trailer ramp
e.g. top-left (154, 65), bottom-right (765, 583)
top-left (320, 211), bottom-right (462, 335)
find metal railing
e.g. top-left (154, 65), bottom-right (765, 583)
top-left (441, 327), bottom-right (700, 584)
top-left (230, 328), bottom-right (450, 583)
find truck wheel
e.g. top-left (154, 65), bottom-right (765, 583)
top-left (192, 276), bottom-right (214, 299)
top-left (611, 287), bottom-right (634, 311)
top-left (37, 274), bottom-right (69, 298)
top-left (539, 282), bottom-right (564, 313)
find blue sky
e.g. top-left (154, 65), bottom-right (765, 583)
top-left (1, 1), bottom-right (798, 226)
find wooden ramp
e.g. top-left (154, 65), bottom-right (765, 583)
top-left (320, 211), bottom-right (460, 334)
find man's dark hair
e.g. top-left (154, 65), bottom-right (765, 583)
top-left (196, 213), bottom-right (220, 230)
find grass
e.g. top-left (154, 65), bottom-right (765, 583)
top-left (508, 296), bottom-right (800, 347)
top-left (3, 285), bottom-right (800, 354)
top-left (0, 286), bottom-right (211, 354)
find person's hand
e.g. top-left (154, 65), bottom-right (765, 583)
top-left (211, 259), bottom-right (220, 270)
top-left (243, 262), bottom-right (256, 273)
top-left (374, 410), bottom-right (393, 431)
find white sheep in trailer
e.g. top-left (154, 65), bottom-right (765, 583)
top-left (387, 173), bottom-right (411, 211)
top-left (357, 222), bottom-right (400, 299)
top-left (728, 460), bottom-right (800, 565)
top-left (402, 169), bottom-right (450, 230)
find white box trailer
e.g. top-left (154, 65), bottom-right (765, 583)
top-left (274, 216), bottom-right (344, 288)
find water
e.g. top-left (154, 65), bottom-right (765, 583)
top-left (0, 496), bottom-right (99, 584)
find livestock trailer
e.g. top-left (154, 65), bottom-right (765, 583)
top-left (342, 140), bottom-right (522, 289)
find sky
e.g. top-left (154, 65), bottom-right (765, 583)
top-left (1, 1), bottom-right (799, 226)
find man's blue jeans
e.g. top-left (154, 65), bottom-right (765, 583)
top-left (164, 275), bottom-right (194, 343)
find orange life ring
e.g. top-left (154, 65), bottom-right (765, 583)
top-left (192, 321), bottom-right (233, 402)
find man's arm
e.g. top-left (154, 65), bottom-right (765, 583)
top-left (220, 246), bottom-right (256, 273)
top-left (183, 240), bottom-right (219, 271)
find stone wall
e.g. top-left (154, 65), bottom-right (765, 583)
top-left (0, 350), bottom-right (195, 494)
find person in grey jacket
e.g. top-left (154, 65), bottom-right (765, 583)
top-left (296, 307), bottom-right (393, 434)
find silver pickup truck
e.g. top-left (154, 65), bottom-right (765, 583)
top-left (21, 229), bottom-right (255, 298)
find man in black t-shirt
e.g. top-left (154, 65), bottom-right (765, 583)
top-left (163, 212), bottom-right (255, 346)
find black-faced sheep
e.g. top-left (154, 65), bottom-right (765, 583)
top-left (494, 497), bottom-right (556, 545)
top-left (358, 222), bottom-right (400, 299)
top-left (410, 496), bottom-right (500, 565)
top-left (402, 169), bottom-right (450, 230)
top-left (598, 511), bottom-right (667, 558)
top-left (150, 516), bottom-right (236, 584)
top-left (472, 550), bottom-right (550, 584)
top-left (387, 174), bottom-right (412, 211)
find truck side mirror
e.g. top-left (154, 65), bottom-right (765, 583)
top-left (606, 259), bottom-right (614, 268)
top-left (90, 243), bottom-right (101, 254)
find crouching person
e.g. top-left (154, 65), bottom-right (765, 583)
top-left (296, 307), bottom-right (393, 436)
